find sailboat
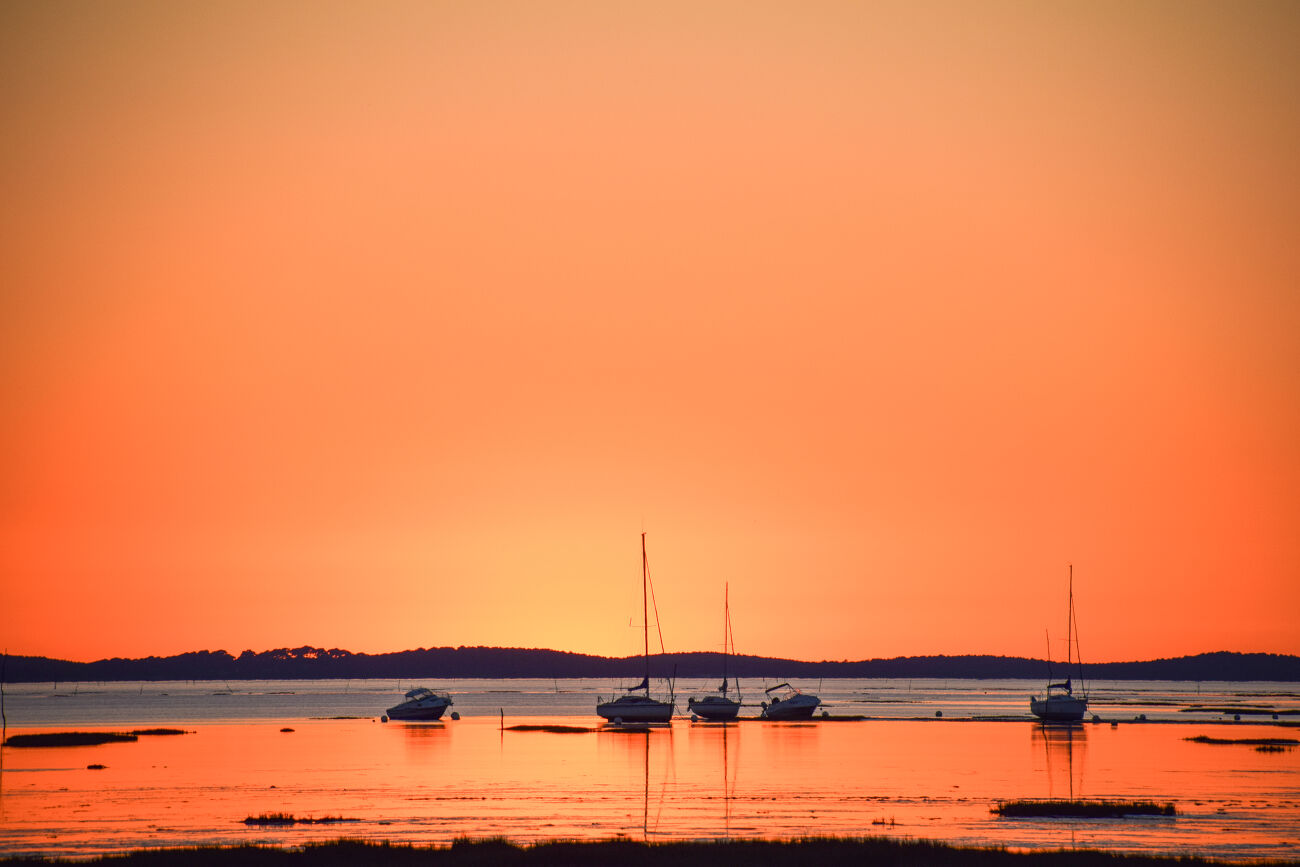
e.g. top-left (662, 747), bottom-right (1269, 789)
top-left (688, 583), bottom-right (741, 721)
top-left (1030, 565), bottom-right (1089, 722)
top-left (597, 533), bottom-right (675, 724)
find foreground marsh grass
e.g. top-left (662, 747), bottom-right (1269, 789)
top-left (0, 837), bottom-right (1291, 866)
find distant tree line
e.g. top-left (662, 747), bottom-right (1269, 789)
top-left (1, 647), bottom-right (1296, 683)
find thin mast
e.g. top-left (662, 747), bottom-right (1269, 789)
top-left (723, 583), bottom-right (729, 684)
top-left (642, 532), bottom-right (649, 686)
top-left (1066, 564), bottom-right (1073, 668)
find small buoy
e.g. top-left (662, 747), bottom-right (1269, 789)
top-left (381, 715), bottom-right (389, 723)
top-left (1091, 714), bottom-right (1100, 723)
top-left (613, 717), bottom-right (623, 725)
top-left (821, 710), bottom-right (829, 718)
top-left (1139, 714), bottom-right (1146, 721)
top-left (690, 714), bottom-right (698, 722)
top-left (1111, 721), bottom-right (1118, 728)
top-left (1274, 714), bottom-right (1280, 720)
top-left (450, 712), bottom-right (460, 721)
top-left (935, 710), bottom-right (942, 718)
top-left (1234, 714), bottom-right (1241, 721)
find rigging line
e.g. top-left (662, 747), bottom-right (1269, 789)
top-left (646, 547), bottom-right (666, 656)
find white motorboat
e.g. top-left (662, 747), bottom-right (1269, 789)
top-left (1030, 565), bottom-right (1089, 722)
top-left (597, 533), bottom-right (675, 724)
top-left (688, 583), bottom-right (741, 721)
top-left (386, 687), bottom-right (453, 721)
top-left (760, 682), bottom-right (821, 720)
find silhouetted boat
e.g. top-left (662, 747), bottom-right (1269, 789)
top-left (597, 533), bottom-right (674, 724)
top-left (760, 682), bottom-right (821, 720)
top-left (1031, 565), bottom-right (1089, 722)
top-left (688, 583), bottom-right (741, 721)
top-left (386, 687), bottom-right (453, 721)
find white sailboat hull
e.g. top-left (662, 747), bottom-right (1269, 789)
top-left (597, 694), bottom-right (674, 723)
top-left (688, 695), bottom-right (740, 721)
top-left (1030, 694), bottom-right (1088, 722)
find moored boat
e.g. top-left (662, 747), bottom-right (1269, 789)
top-left (386, 687), bottom-right (452, 721)
top-left (760, 682), bottom-right (821, 720)
top-left (688, 583), bottom-right (741, 721)
top-left (1031, 565), bottom-right (1089, 722)
top-left (597, 533), bottom-right (675, 724)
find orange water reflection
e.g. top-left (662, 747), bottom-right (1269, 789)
top-left (1, 718), bottom-right (1296, 859)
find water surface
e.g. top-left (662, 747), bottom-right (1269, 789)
top-left (1, 679), bottom-right (1296, 860)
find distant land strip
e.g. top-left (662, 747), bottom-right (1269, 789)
top-left (1, 648), bottom-right (1296, 683)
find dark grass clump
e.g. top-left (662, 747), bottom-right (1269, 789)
top-left (993, 799), bottom-right (1175, 818)
top-left (504, 725), bottom-right (594, 733)
top-left (1184, 736), bottom-right (1298, 747)
top-left (130, 728), bottom-right (192, 736)
top-left (1255, 744), bottom-right (1294, 753)
top-left (1178, 706), bottom-right (1298, 715)
top-left (3, 731), bottom-right (138, 747)
top-left (242, 813), bottom-right (360, 826)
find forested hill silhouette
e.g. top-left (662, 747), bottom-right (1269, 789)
top-left (2, 647), bottom-right (1297, 683)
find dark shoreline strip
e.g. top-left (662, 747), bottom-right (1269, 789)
top-left (0, 836), bottom-right (1290, 866)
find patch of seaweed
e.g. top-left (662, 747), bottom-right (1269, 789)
top-left (130, 728), bottom-right (192, 736)
top-left (1184, 736), bottom-right (1299, 746)
top-left (242, 813), bottom-right (360, 826)
top-left (504, 724), bottom-right (594, 733)
top-left (1179, 706), bottom-right (1297, 715)
top-left (992, 799), bottom-right (1175, 818)
top-left (4, 731), bottom-right (138, 748)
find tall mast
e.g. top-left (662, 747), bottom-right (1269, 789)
top-left (642, 532), bottom-right (649, 685)
top-left (723, 583), bottom-right (730, 683)
top-left (1066, 564), bottom-right (1073, 668)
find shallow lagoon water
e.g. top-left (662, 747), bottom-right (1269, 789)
top-left (0, 679), bottom-right (1297, 860)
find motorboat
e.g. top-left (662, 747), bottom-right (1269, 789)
top-left (760, 682), bottom-right (821, 720)
top-left (597, 533), bottom-right (675, 724)
top-left (1030, 565), bottom-right (1089, 722)
top-left (386, 687), bottom-right (453, 721)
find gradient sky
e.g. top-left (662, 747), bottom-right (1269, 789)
top-left (2, 0), bottom-right (1297, 664)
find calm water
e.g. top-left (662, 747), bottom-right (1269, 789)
top-left (1, 679), bottom-right (1297, 860)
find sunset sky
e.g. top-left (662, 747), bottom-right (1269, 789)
top-left (2, 1), bottom-right (1297, 665)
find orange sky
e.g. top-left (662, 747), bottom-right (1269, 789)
top-left (2, 1), bottom-right (1297, 664)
